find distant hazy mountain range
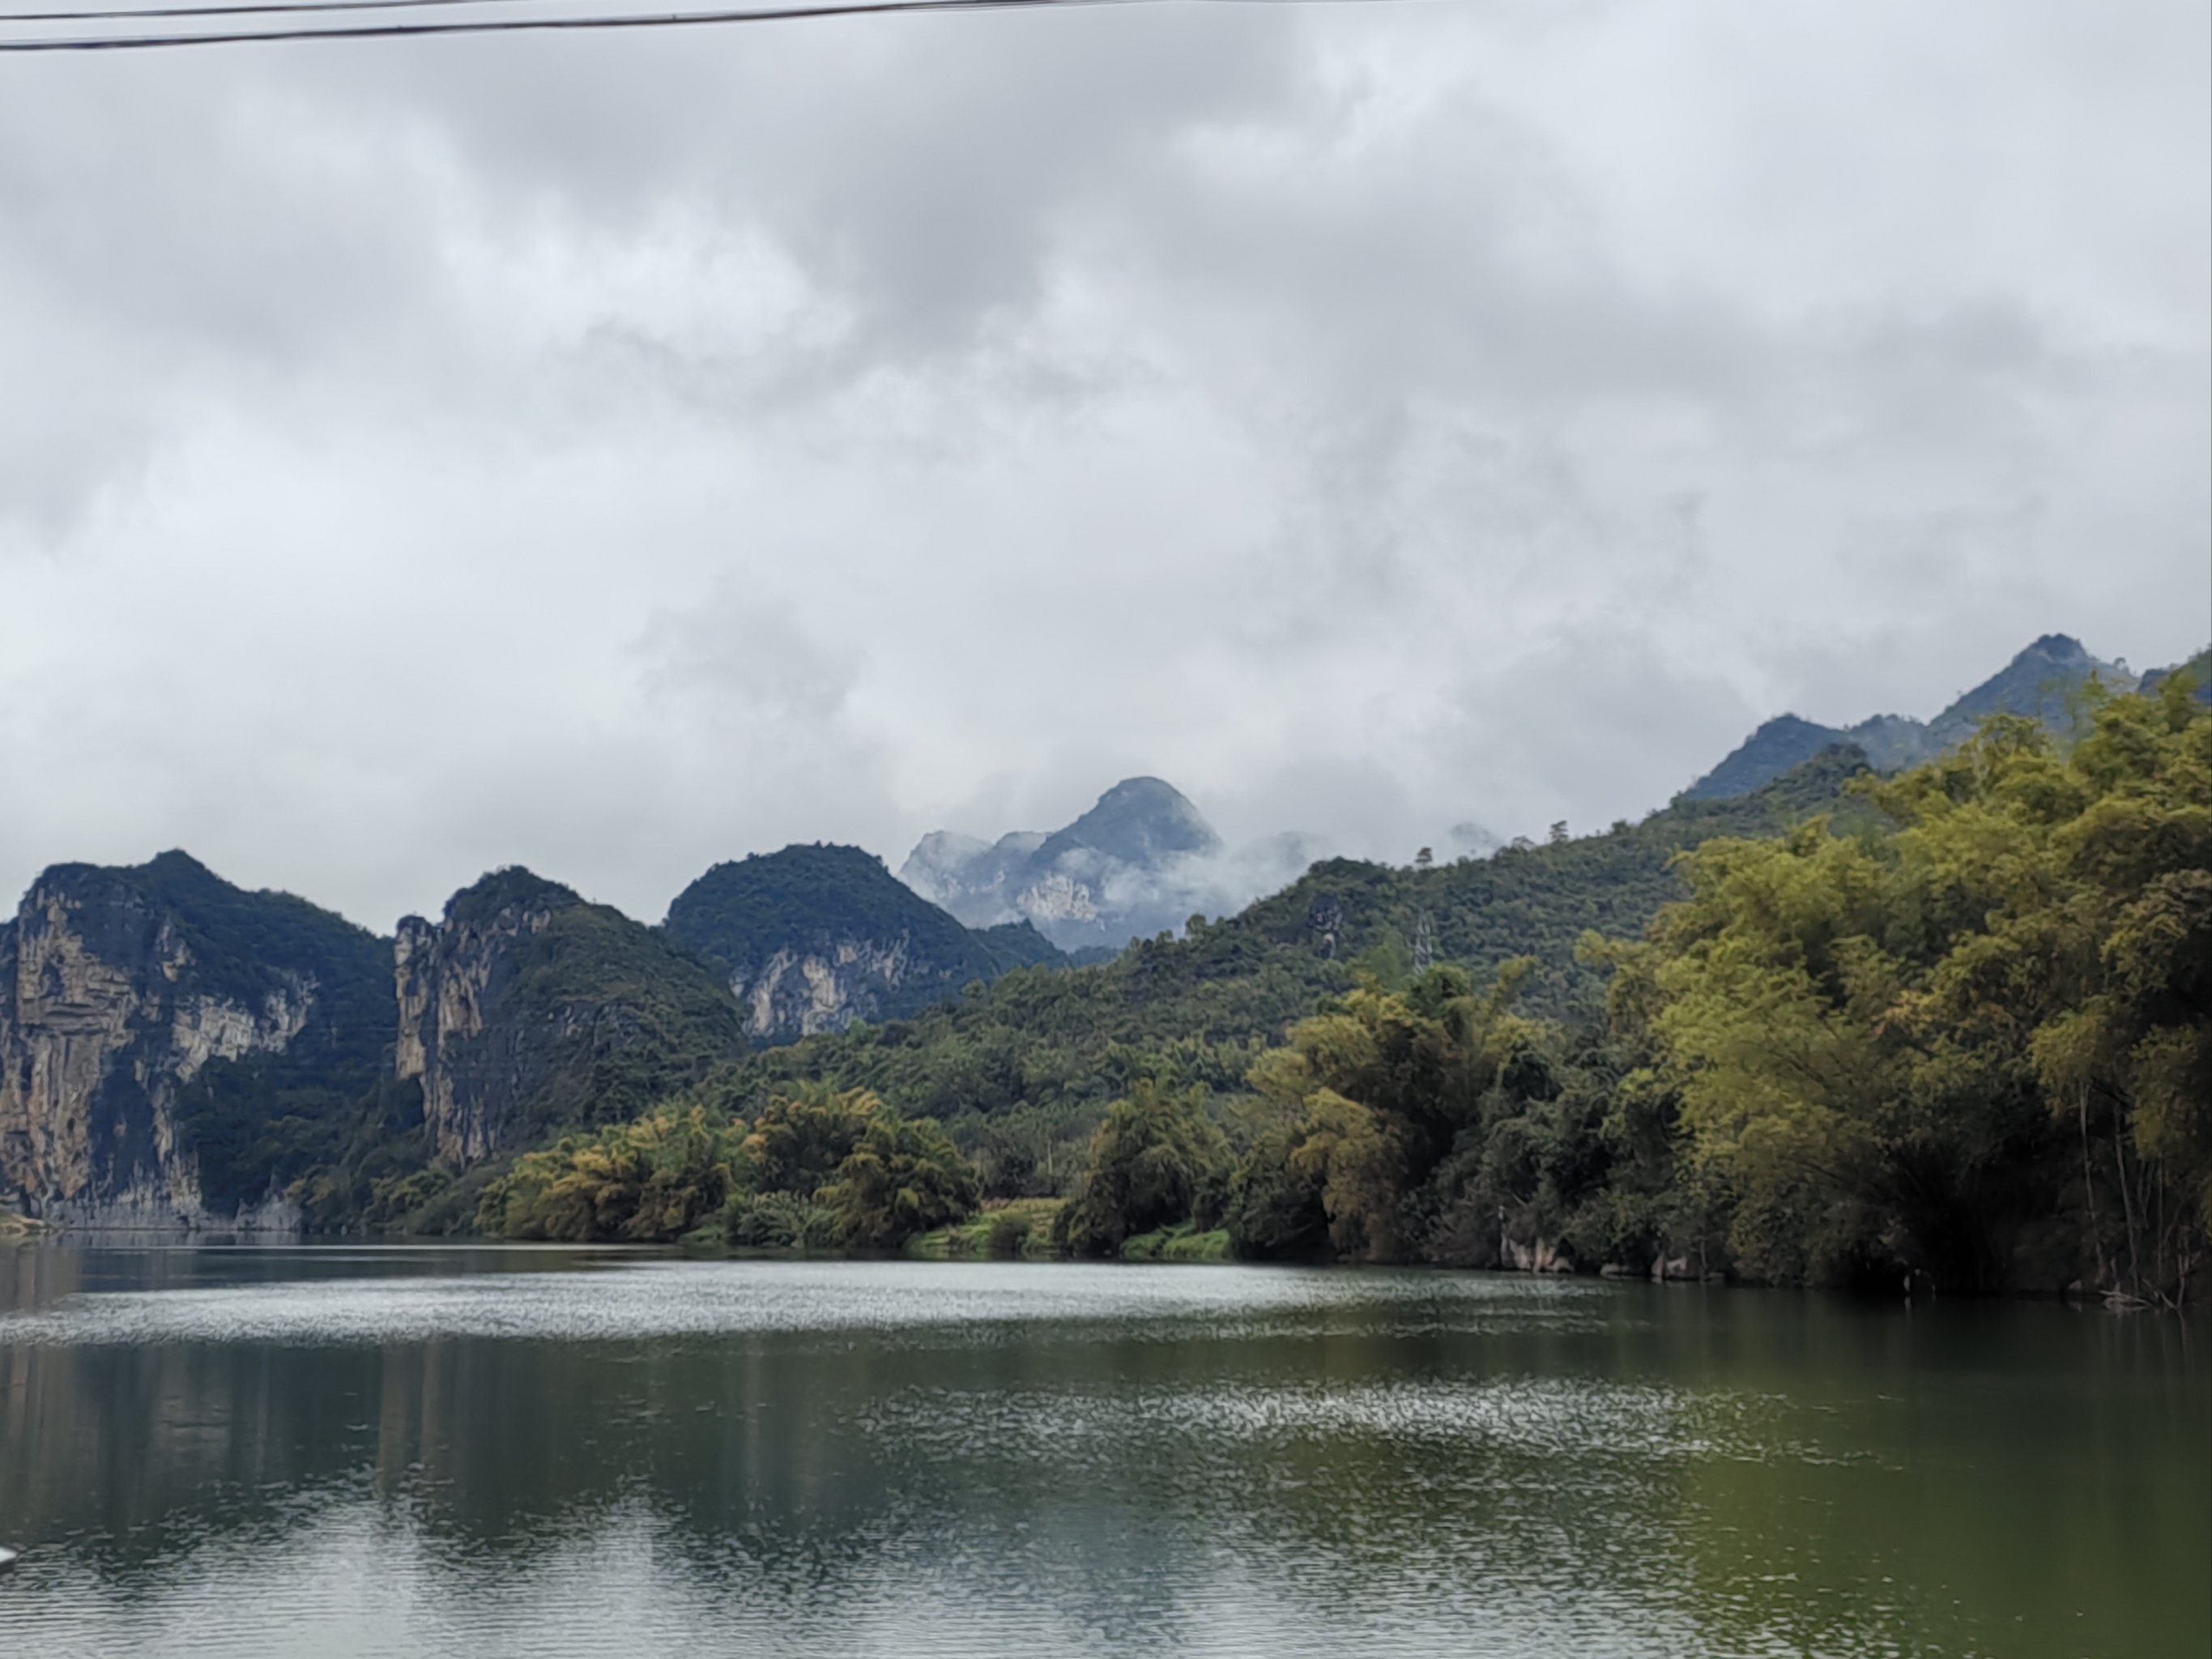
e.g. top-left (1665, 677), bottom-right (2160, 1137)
top-left (1683, 634), bottom-right (2209, 801)
top-left (899, 777), bottom-right (1328, 953)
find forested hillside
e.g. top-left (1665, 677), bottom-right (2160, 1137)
top-left (481, 678), bottom-right (2210, 1304)
top-left (663, 843), bottom-right (1065, 1041)
top-left (665, 746), bottom-right (1871, 1129)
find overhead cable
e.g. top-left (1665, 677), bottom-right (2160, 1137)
top-left (0, 0), bottom-right (571, 23)
top-left (0, 0), bottom-right (1229, 50)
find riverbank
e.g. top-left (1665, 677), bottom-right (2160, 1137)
top-left (905, 1200), bottom-right (1232, 1264)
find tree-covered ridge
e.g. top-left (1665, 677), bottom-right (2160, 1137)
top-left (663, 842), bottom-right (1065, 1013)
top-left (449, 886), bottom-right (751, 1147)
top-left (35, 848), bottom-right (389, 1013)
top-left (654, 745), bottom-right (1870, 1136)
top-left (443, 864), bottom-right (582, 930)
top-left (15, 851), bottom-right (394, 1214)
top-left (968, 920), bottom-right (1069, 974)
top-left (1681, 633), bottom-right (2190, 801)
top-left (474, 677), bottom-right (2210, 1305)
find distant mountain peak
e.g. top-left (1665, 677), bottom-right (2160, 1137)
top-left (901, 777), bottom-right (1241, 951)
top-left (1683, 633), bottom-right (2140, 802)
top-left (1040, 776), bottom-right (1224, 868)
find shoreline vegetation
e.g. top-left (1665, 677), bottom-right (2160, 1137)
top-left (12, 680), bottom-right (2206, 1313)
top-left (459, 680), bottom-right (2210, 1307)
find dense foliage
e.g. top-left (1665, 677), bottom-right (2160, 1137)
top-left (1120, 678), bottom-right (2203, 1299)
top-left (1055, 1081), bottom-right (1229, 1256)
top-left (369, 677), bottom-right (2212, 1304)
top-left (471, 894), bottom-right (752, 1147)
top-left (479, 1082), bottom-right (978, 1251)
top-left (1642, 679), bottom-right (2210, 1300)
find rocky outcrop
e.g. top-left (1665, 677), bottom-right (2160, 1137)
top-left (733, 939), bottom-right (917, 1040)
top-left (393, 871), bottom-right (573, 1166)
top-left (397, 868), bottom-right (746, 1166)
top-left (663, 843), bottom-right (1060, 1043)
top-left (0, 852), bottom-right (386, 1228)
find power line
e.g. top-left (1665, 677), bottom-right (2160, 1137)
top-left (1, 0), bottom-right (582, 24)
top-left (0, 0), bottom-right (1347, 50)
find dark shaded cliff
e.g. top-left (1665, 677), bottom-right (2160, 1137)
top-left (0, 851), bottom-right (388, 1226)
top-left (394, 868), bottom-right (748, 1166)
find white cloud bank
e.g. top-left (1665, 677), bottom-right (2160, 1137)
top-left (0, 0), bottom-right (2204, 928)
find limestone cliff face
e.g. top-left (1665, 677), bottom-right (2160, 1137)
top-left (731, 936), bottom-right (920, 1040)
top-left (0, 852), bottom-right (382, 1228)
top-left (395, 868), bottom-right (747, 1168)
top-left (392, 874), bottom-right (573, 1168)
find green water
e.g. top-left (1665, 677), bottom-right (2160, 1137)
top-left (0, 1243), bottom-right (2202, 1657)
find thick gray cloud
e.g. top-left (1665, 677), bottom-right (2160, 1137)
top-left (0, 0), bottom-right (2205, 929)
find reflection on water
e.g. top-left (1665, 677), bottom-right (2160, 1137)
top-left (0, 1243), bottom-right (2203, 1658)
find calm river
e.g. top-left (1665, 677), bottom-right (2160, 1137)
top-left (0, 1243), bottom-right (2202, 1657)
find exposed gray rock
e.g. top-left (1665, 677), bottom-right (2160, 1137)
top-left (395, 867), bottom-right (747, 1168)
top-left (0, 852), bottom-right (382, 1228)
top-left (393, 884), bottom-right (571, 1167)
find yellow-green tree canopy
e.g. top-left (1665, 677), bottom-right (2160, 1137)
top-left (1642, 677), bottom-right (2210, 1295)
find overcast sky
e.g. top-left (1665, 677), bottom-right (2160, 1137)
top-left (1, 0), bottom-right (2206, 932)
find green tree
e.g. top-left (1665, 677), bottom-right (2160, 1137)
top-left (819, 1111), bottom-right (981, 1250)
top-left (479, 1105), bottom-right (744, 1242)
top-left (1059, 1081), bottom-right (1231, 1256)
top-left (1647, 679), bottom-right (2210, 1296)
top-left (742, 1082), bottom-right (881, 1195)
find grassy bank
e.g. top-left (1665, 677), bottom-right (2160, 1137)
top-left (0, 1211), bottom-right (49, 1241)
top-left (908, 1204), bottom-right (1231, 1264)
top-left (1119, 1222), bottom-right (1231, 1262)
top-left (910, 1198), bottom-right (1066, 1260)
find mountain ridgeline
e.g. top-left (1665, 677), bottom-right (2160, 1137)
top-left (1682, 633), bottom-right (2189, 800)
top-left (0, 757), bottom-right (1848, 1229)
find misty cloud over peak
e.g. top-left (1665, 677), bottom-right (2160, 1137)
top-left (901, 777), bottom-right (1324, 950)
